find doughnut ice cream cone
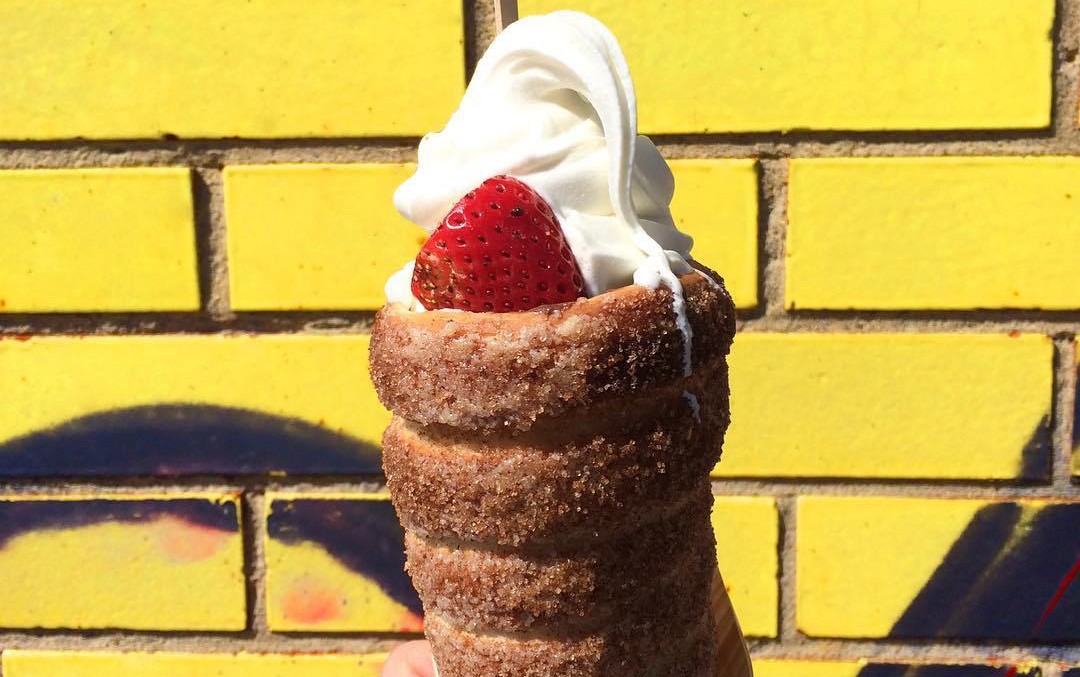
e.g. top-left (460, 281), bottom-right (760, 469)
top-left (370, 10), bottom-right (752, 676)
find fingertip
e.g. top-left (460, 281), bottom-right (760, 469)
top-left (381, 641), bottom-right (435, 677)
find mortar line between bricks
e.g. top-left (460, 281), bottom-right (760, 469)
top-left (194, 167), bottom-right (232, 319)
top-left (0, 128), bottom-right (1065, 152)
top-left (656, 136), bottom-right (1080, 158)
top-left (775, 495), bottom-right (798, 643)
top-left (759, 159), bottom-right (789, 318)
top-left (0, 313), bottom-right (376, 335)
top-left (5, 312), bottom-right (1080, 337)
top-left (1052, 339), bottom-right (1077, 488)
top-left (11, 137), bottom-right (1080, 172)
top-left (0, 141), bottom-right (419, 169)
top-left (0, 478), bottom-right (387, 494)
top-left (0, 632), bottom-right (407, 655)
top-left (744, 639), bottom-right (1080, 663)
top-left (243, 491), bottom-right (271, 639)
top-left (190, 168), bottom-right (217, 314)
top-left (462, 0), bottom-right (485, 83)
top-left (1053, 0), bottom-right (1080, 141)
top-left (738, 317), bottom-right (1080, 335)
top-left (3, 478), bottom-right (1074, 498)
top-left (0, 631), bottom-right (1073, 662)
top-left (705, 480), bottom-right (1079, 499)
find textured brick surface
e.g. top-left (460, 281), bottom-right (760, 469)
top-left (1, 0), bottom-right (1078, 670)
top-left (788, 158), bottom-right (1080, 310)
top-left (0, 0), bottom-right (463, 139)
top-left (0, 335), bottom-right (387, 476)
top-left (264, 494), bottom-right (422, 633)
top-left (224, 164), bottom-right (425, 311)
top-left (0, 495), bottom-right (243, 630)
top-left (0, 169), bottom-right (197, 312)
top-left (669, 160), bottom-right (758, 309)
top-left (718, 334), bottom-right (1053, 479)
top-left (520, 0), bottom-right (1052, 132)
top-left (797, 497), bottom-right (1080, 640)
top-left (711, 496), bottom-right (778, 637)
top-left (3, 652), bottom-right (386, 677)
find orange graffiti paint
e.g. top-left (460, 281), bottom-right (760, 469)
top-left (282, 578), bottom-right (344, 625)
top-left (153, 515), bottom-right (231, 562)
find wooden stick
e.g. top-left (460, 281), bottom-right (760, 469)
top-left (494, 0), bottom-right (518, 32)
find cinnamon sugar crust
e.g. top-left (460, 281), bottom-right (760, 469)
top-left (425, 603), bottom-right (718, 677)
top-left (369, 271), bottom-right (741, 675)
top-left (404, 483), bottom-right (716, 633)
top-left (382, 362), bottom-right (728, 547)
top-left (370, 271), bottom-right (736, 431)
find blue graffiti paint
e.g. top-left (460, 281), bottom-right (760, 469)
top-left (268, 498), bottom-right (422, 616)
top-left (0, 404), bottom-right (382, 477)
top-left (0, 499), bottom-right (238, 548)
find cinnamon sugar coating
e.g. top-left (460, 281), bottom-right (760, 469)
top-left (369, 271), bottom-right (741, 676)
top-left (370, 271), bottom-right (736, 431)
top-left (404, 483), bottom-right (716, 633)
top-left (425, 601), bottom-right (721, 677)
top-left (382, 361), bottom-right (728, 547)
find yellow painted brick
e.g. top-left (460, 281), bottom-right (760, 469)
top-left (669, 160), bottom-right (758, 309)
top-left (0, 169), bottom-right (197, 312)
top-left (264, 493), bottom-right (422, 633)
top-left (224, 164), bottom-right (426, 310)
top-left (798, 496), bottom-right (985, 638)
top-left (521, 0), bottom-right (1052, 132)
top-left (788, 157), bottom-right (1080, 310)
top-left (796, 497), bottom-right (1078, 639)
top-left (0, 494), bottom-right (243, 630)
top-left (3, 651), bottom-right (386, 677)
top-left (0, 1), bottom-right (462, 139)
top-left (0, 334), bottom-right (389, 448)
top-left (717, 334), bottom-right (1052, 479)
top-left (753, 661), bottom-right (864, 677)
top-left (711, 496), bottom-right (777, 637)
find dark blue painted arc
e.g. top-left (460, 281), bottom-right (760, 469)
top-left (0, 404), bottom-right (382, 477)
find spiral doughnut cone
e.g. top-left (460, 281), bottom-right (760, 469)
top-left (371, 271), bottom-right (750, 677)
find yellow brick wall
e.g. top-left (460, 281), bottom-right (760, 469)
top-left (0, 0), bottom-right (1077, 674)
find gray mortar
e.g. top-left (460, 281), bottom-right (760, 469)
top-left (0, 0), bottom-right (1078, 669)
top-left (243, 491), bottom-right (271, 638)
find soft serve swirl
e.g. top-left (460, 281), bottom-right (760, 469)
top-left (388, 10), bottom-right (698, 372)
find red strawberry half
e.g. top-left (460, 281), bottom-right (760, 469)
top-left (411, 175), bottom-right (585, 312)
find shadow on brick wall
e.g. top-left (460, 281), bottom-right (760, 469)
top-left (886, 502), bottom-right (1078, 642)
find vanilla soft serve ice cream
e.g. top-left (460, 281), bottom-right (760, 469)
top-left (388, 10), bottom-right (703, 372)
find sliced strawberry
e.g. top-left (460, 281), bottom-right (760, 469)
top-left (411, 175), bottom-right (585, 312)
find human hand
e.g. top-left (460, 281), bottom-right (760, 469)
top-left (380, 640), bottom-right (435, 677)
